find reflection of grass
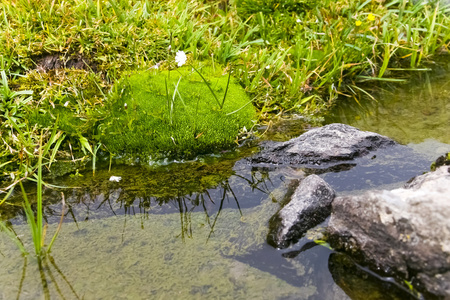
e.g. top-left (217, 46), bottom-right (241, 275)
top-left (108, 179), bottom-right (248, 243)
top-left (206, 180), bottom-right (243, 242)
top-left (14, 255), bottom-right (81, 300)
top-left (1, 146), bottom-right (274, 254)
top-left (326, 71), bottom-right (450, 144)
top-left (40, 255), bottom-right (81, 300)
top-left (61, 165), bottom-right (273, 242)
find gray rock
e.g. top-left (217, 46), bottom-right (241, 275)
top-left (267, 175), bottom-right (336, 249)
top-left (251, 123), bottom-right (396, 167)
top-left (405, 164), bottom-right (450, 189)
top-left (328, 166), bottom-right (450, 298)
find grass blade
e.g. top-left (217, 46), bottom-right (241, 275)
top-left (47, 193), bottom-right (65, 253)
top-left (0, 222), bottom-right (27, 254)
top-left (221, 67), bottom-right (232, 109)
top-left (190, 65), bottom-right (222, 108)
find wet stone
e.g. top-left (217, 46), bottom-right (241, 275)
top-left (267, 175), bottom-right (336, 249)
top-left (250, 123), bottom-right (396, 168)
top-left (328, 166), bottom-right (450, 299)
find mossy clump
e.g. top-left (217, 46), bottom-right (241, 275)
top-left (98, 67), bottom-right (255, 159)
top-left (430, 152), bottom-right (450, 171)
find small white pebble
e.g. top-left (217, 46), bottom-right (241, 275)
top-left (109, 176), bottom-right (122, 182)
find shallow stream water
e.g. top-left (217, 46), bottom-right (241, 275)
top-left (1, 68), bottom-right (450, 299)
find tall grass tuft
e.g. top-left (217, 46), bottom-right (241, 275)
top-left (1, 137), bottom-right (64, 257)
top-left (1, 127), bottom-right (65, 257)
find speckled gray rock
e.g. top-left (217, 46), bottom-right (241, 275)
top-left (250, 123), bottom-right (396, 167)
top-left (328, 166), bottom-right (450, 298)
top-left (267, 175), bottom-right (335, 249)
top-left (405, 160), bottom-right (450, 189)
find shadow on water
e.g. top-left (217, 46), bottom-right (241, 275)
top-left (232, 236), bottom-right (420, 300)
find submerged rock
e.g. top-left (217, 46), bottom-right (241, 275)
top-left (250, 123), bottom-right (396, 168)
top-left (267, 175), bottom-right (336, 249)
top-left (329, 253), bottom-right (418, 300)
top-left (328, 166), bottom-right (450, 298)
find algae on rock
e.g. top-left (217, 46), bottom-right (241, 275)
top-left (98, 67), bottom-right (255, 159)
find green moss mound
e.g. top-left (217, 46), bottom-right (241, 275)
top-left (98, 67), bottom-right (255, 159)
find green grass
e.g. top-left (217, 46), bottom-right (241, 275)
top-left (0, 135), bottom-right (64, 258)
top-left (0, 0), bottom-right (449, 179)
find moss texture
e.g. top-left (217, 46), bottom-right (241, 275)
top-left (98, 67), bottom-right (255, 159)
top-left (236, 0), bottom-right (317, 17)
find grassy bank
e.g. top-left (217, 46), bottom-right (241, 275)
top-left (1, 0), bottom-right (449, 183)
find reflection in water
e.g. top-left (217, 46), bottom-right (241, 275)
top-left (63, 168), bottom-right (273, 241)
top-left (325, 71), bottom-right (450, 145)
top-left (17, 257), bottom-right (27, 300)
top-left (206, 180), bottom-right (242, 241)
top-left (44, 256), bottom-right (80, 300)
top-left (2, 164), bottom-right (277, 245)
top-left (13, 256), bottom-right (81, 300)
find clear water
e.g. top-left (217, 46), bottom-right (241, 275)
top-left (1, 69), bottom-right (450, 299)
top-left (325, 69), bottom-right (450, 146)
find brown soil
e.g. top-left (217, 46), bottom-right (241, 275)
top-left (34, 54), bottom-right (97, 72)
